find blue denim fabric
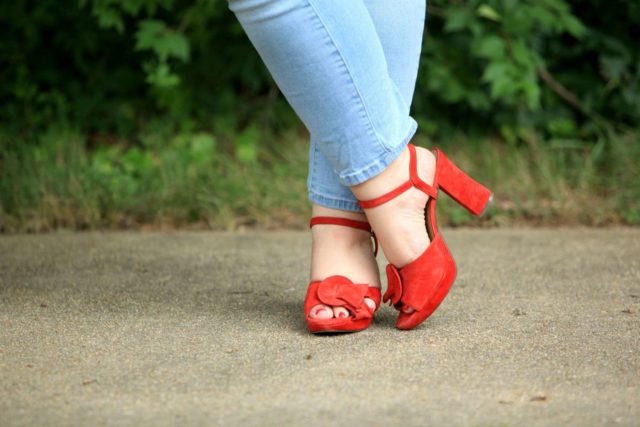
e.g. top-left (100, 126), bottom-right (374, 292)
top-left (229, 0), bottom-right (426, 211)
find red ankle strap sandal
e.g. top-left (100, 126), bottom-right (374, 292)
top-left (304, 217), bottom-right (381, 334)
top-left (358, 144), bottom-right (492, 330)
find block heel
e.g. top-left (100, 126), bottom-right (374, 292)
top-left (435, 149), bottom-right (493, 216)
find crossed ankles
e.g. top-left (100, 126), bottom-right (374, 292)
top-left (305, 144), bottom-right (492, 333)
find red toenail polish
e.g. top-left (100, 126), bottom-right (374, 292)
top-left (338, 312), bottom-right (347, 318)
top-left (316, 308), bottom-right (327, 315)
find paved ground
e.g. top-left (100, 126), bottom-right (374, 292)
top-left (0, 228), bottom-right (639, 427)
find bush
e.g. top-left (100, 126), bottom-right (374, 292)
top-left (1, 0), bottom-right (638, 140)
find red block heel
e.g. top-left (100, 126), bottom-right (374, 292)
top-left (358, 144), bottom-right (492, 330)
top-left (304, 217), bottom-right (381, 334)
top-left (437, 151), bottom-right (493, 215)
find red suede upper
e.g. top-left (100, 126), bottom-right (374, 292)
top-left (358, 144), bottom-right (492, 330)
top-left (434, 148), bottom-right (492, 215)
top-left (304, 275), bottom-right (381, 321)
top-left (309, 216), bottom-right (372, 232)
top-left (359, 144), bottom-right (438, 209)
top-left (384, 235), bottom-right (456, 313)
top-left (305, 216), bottom-right (381, 333)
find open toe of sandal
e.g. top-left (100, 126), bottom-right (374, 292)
top-left (304, 216), bottom-right (381, 334)
top-left (304, 275), bottom-right (381, 333)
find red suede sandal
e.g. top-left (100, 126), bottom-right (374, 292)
top-left (304, 217), bottom-right (382, 334)
top-left (358, 144), bottom-right (492, 330)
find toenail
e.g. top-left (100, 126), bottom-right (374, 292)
top-left (315, 308), bottom-right (327, 315)
top-left (338, 312), bottom-right (347, 318)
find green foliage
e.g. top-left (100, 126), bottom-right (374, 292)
top-left (0, 0), bottom-right (639, 230)
top-left (0, 127), bottom-right (310, 231)
top-left (418, 0), bottom-right (638, 140)
top-left (1, 0), bottom-right (638, 140)
top-left (2, 129), bottom-right (638, 231)
top-left (0, 0), bottom-right (287, 139)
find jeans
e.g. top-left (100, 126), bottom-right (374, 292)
top-left (229, 0), bottom-right (426, 212)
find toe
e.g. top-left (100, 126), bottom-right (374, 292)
top-left (332, 306), bottom-right (349, 319)
top-left (364, 297), bottom-right (376, 311)
top-left (401, 304), bottom-right (415, 314)
top-left (309, 304), bottom-right (334, 319)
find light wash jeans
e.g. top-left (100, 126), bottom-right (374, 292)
top-left (229, 0), bottom-right (426, 212)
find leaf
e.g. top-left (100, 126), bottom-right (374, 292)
top-left (562, 15), bottom-right (586, 38)
top-left (144, 62), bottom-right (181, 88)
top-left (477, 4), bottom-right (501, 22)
top-left (511, 40), bottom-right (533, 68)
top-left (94, 7), bottom-right (125, 33)
top-left (482, 62), bottom-right (518, 99)
top-left (474, 35), bottom-right (506, 60)
top-left (482, 62), bottom-right (511, 84)
top-left (235, 126), bottom-right (260, 164)
top-left (157, 32), bottom-right (190, 62)
top-left (135, 19), bottom-right (190, 62)
top-left (444, 8), bottom-right (472, 33)
top-left (490, 77), bottom-right (515, 99)
top-left (135, 20), bottom-right (167, 51)
top-left (529, 6), bottom-right (556, 29)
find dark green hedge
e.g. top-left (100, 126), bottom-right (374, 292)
top-left (1, 0), bottom-right (638, 141)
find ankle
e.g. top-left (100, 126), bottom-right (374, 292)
top-left (312, 225), bottom-right (372, 250)
top-left (310, 225), bottom-right (379, 286)
top-left (348, 145), bottom-right (438, 269)
top-left (351, 145), bottom-right (437, 202)
top-left (351, 147), bottom-right (411, 201)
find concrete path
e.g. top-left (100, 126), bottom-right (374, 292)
top-left (1, 229), bottom-right (639, 426)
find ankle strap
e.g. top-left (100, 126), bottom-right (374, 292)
top-left (358, 144), bottom-right (438, 209)
top-left (309, 216), bottom-right (372, 232)
top-left (309, 216), bottom-right (378, 256)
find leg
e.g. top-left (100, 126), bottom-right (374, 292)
top-left (303, 0), bottom-right (438, 315)
top-left (352, 0), bottom-right (435, 272)
top-left (307, 142), bottom-right (379, 319)
top-left (306, 0), bottom-right (427, 213)
top-left (228, 0), bottom-right (428, 323)
top-left (333, 0), bottom-right (432, 322)
top-left (229, 0), bottom-right (417, 186)
top-left (303, 0), bottom-right (435, 317)
top-left (350, 3), bottom-right (493, 324)
top-left (305, 0), bottom-right (436, 307)
top-left (308, 204), bottom-right (379, 320)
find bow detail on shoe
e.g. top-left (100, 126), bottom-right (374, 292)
top-left (314, 276), bottom-right (373, 319)
top-left (383, 264), bottom-right (403, 307)
top-left (382, 237), bottom-right (453, 319)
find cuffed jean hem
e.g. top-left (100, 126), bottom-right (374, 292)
top-left (338, 119), bottom-right (417, 186)
top-left (307, 118), bottom-right (417, 212)
top-left (308, 190), bottom-right (363, 212)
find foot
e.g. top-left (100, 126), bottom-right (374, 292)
top-left (308, 205), bottom-right (381, 320)
top-left (351, 145), bottom-right (437, 314)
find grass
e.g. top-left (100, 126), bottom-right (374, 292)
top-left (1, 126), bottom-right (638, 233)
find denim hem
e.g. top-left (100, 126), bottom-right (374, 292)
top-left (308, 190), bottom-right (363, 212)
top-left (338, 119), bottom-right (417, 186)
